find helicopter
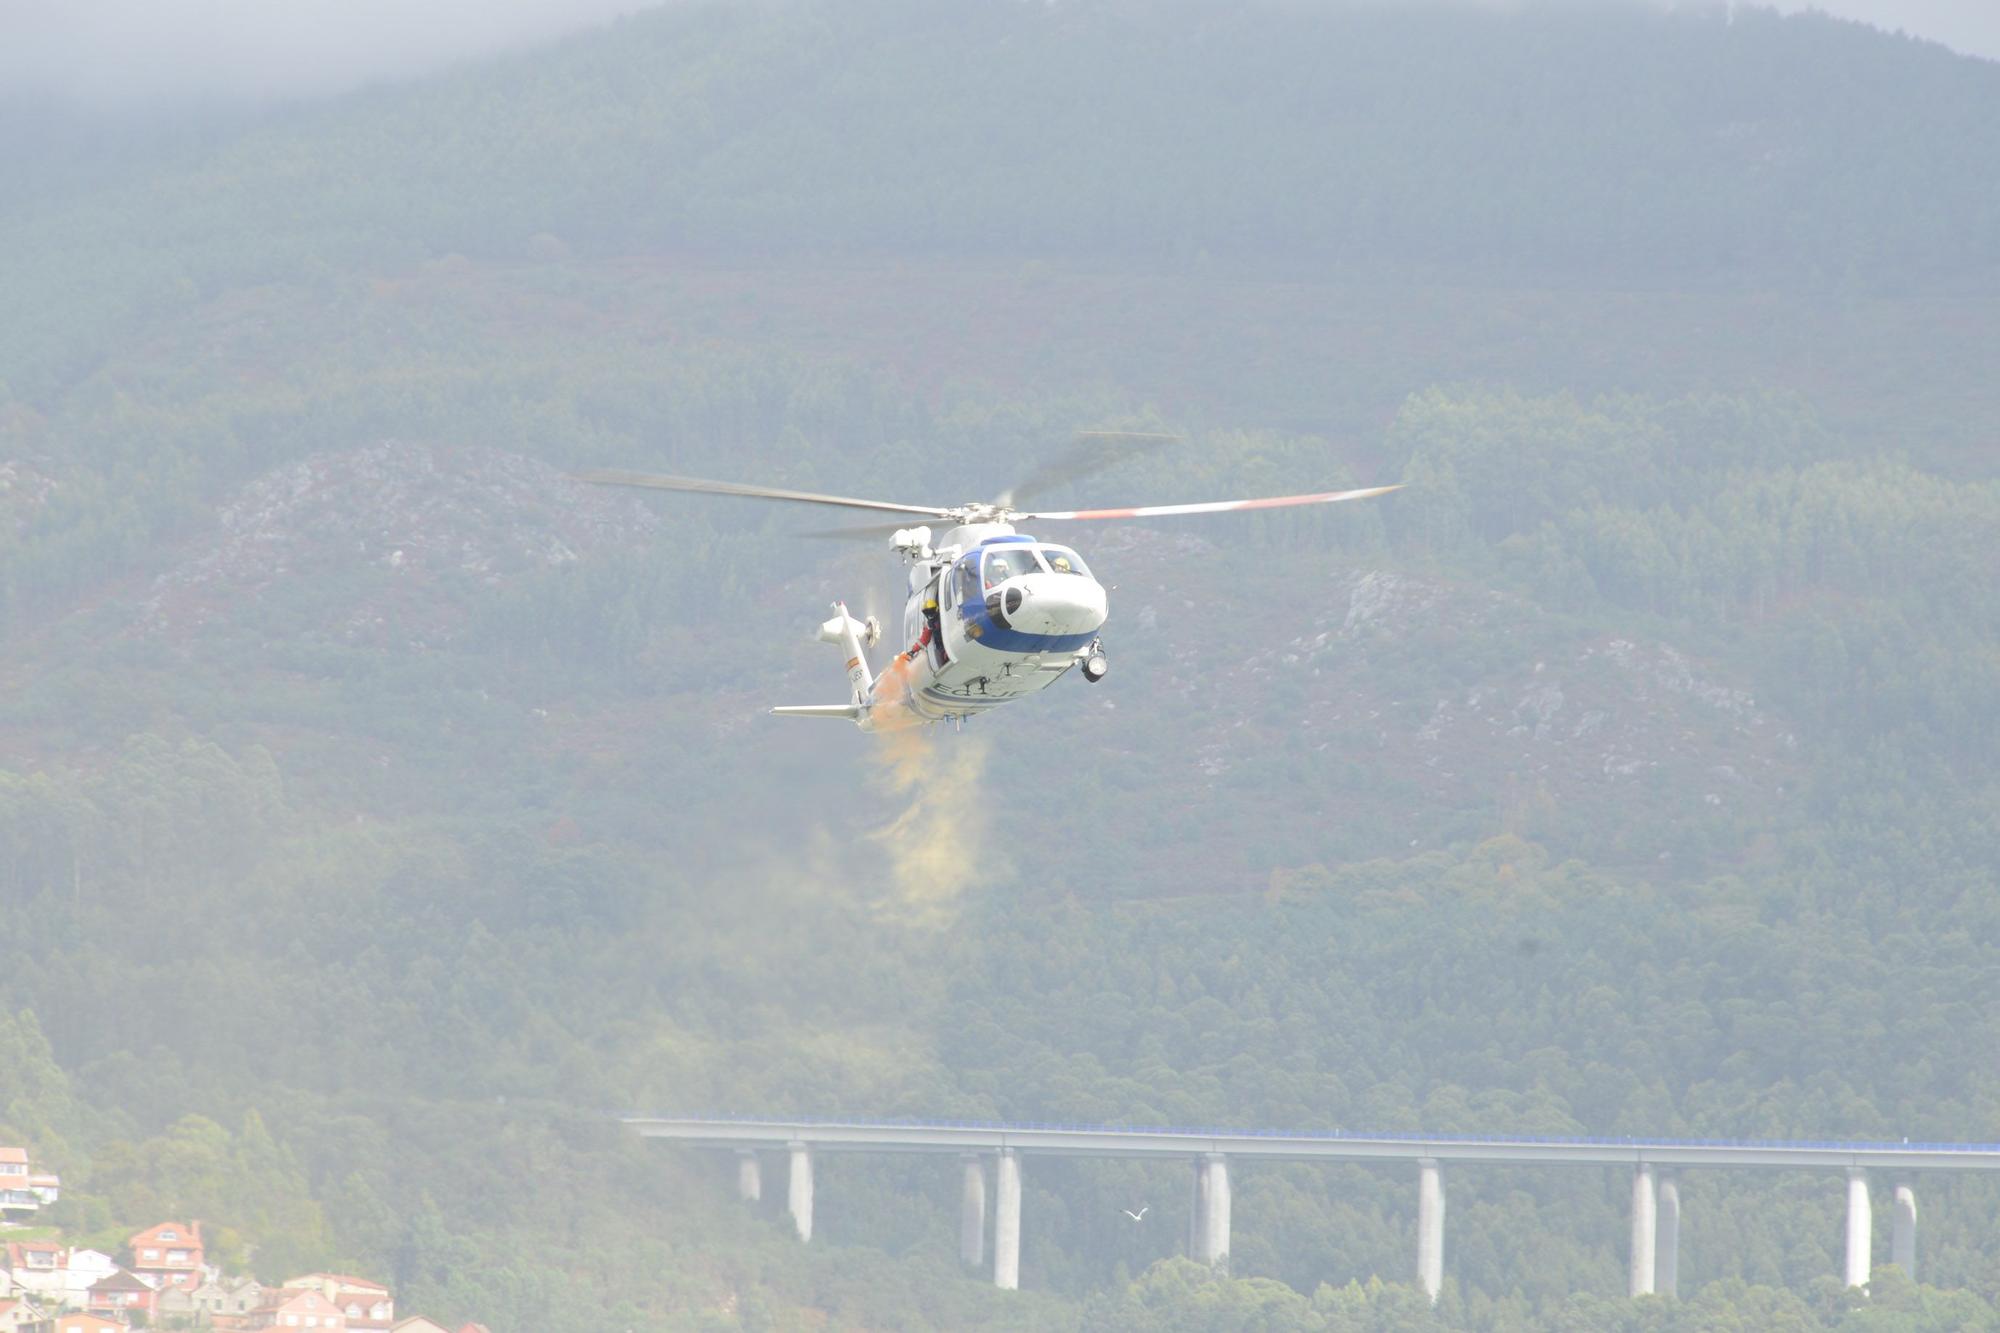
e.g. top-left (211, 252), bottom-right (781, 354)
top-left (577, 433), bottom-right (1400, 730)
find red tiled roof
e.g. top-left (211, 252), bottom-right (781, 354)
top-left (255, 1289), bottom-right (345, 1317)
top-left (288, 1271), bottom-right (390, 1293)
top-left (127, 1220), bottom-right (203, 1250)
top-left (5, 1240), bottom-right (65, 1265)
top-left (54, 1317), bottom-right (125, 1333)
top-left (0, 1147), bottom-right (27, 1166)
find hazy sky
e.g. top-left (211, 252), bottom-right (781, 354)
top-left (0, 0), bottom-right (654, 108)
top-left (1768, 0), bottom-right (2000, 61)
top-left (0, 0), bottom-right (1993, 109)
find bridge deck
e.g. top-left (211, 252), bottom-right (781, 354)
top-left (622, 1115), bottom-right (2000, 1171)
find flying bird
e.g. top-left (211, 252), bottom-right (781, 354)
top-left (1122, 1206), bottom-right (1149, 1222)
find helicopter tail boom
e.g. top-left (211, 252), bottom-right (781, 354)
top-left (781, 600), bottom-right (877, 717)
top-left (772, 704), bottom-right (865, 721)
top-left (768, 604), bottom-right (881, 726)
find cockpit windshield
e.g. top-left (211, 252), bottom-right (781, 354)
top-left (1041, 546), bottom-right (1090, 577)
top-left (982, 547), bottom-right (1044, 587)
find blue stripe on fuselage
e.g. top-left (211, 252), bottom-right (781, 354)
top-left (961, 596), bottom-right (1096, 655)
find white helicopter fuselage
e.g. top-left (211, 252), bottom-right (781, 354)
top-left (889, 526), bottom-right (1107, 724)
top-left (822, 523), bottom-right (1109, 728)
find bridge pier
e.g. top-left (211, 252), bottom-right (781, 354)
top-left (1417, 1158), bottom-right (1444, 1303)
top-left (995, 1148), bottom-right (1021, 1289)
top-left (1200, 1153), bottom-right (1231, 1271)
top-left (1657, 1174), bottom-right (1679, 1298)
top-left (960, 1154), bottom-right (987, 1267)
top-left (1188, 1159), bottom-right (1203, 1259)
top-left (1846, 1168), bottom-right (1872, 1287)
top-left (1892, 1181), bottom-right (1916, 1280)
top-left (1629, 1164), bottom-right (1657, 1297)
top-left (736, 1150), bottom-right (762, 1202)
top-left (787, 1141), bottom-right (813, 1242)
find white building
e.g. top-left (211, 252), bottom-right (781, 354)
top-left (0, 1148), bottom-right (57, 1220)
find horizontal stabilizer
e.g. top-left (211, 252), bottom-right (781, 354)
top-left (771, 704), bottom-right (864, 721)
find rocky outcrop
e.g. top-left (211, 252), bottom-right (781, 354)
top-left (141, 441), bottom-right (662, 645)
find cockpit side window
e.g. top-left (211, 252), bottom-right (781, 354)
top-left (1041, 546), bottom-right (1090, 577)
top-left (982, 547), bottom-right (1044, 587)
top-left (955, 559), bottom-right (981, 609)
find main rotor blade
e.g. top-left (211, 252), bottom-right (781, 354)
top-left (1021, 483), bottom-right (1404, 522)
top-left (573, 469), bottom-right (954, 518)
top-left (998, 431), bottom-right (1180, 510)
top-left (802, 521), bottom-right (910, 541)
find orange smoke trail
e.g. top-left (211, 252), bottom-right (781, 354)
top-left (869, 651), bottom-right (926, 733)
top-left (863, 653), bottom-right (999, 923)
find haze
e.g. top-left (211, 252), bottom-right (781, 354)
top-left (1, 0), bottom-right (1995, 109)
top-left (4, 0), bottom-right (1999, 1328)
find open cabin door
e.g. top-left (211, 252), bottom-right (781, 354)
top-left (937, 557), bottom-right (981, 664)
top-left (929, 569), bottom-right (954, 667)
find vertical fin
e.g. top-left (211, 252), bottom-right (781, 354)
top-left (816, 602), bottom-right (875, 705)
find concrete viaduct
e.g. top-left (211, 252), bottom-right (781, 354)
top-left (625, 1115), bottom-right (2000, 1299)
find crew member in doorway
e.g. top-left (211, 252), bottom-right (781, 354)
top-left (923, 586), bottom-right (947, 664)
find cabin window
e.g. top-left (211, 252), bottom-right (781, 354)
top-left (982, 547), bottom-right (1043, 587)
top-left (955, 559), bottom-right (981, 609)
top-left (1041, 546), bottom-right (1090, 577)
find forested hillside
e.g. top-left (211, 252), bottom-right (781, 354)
top-left (3, 2), bottom-right (1999, 1329)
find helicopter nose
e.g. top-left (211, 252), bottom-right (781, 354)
top-left (1008, 574), bottom-right (1108, 636)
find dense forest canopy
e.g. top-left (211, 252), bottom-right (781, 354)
top-left (3, 2), bottom-right (1999, 1328)
top-left (5, 0), bottom-right (2000, 401)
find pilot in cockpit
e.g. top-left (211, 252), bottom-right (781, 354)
top-left (983, 549), bottom-right (1038, 589)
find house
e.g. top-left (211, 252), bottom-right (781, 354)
top-left (387, 1320), bottom-right (451, 1333)
top-left (0, 1150), bottom-right (34, 1220)
top-left (0, 1148), bottom-right (59, 1220)
top-left (86, 1267), bottom-right (158, 1322)
top-left (59, 1251), bottom-right (120, 1305)
top-left (455, 1325), bottom-right (492, 1333)
top-left (171, 1274), bottom-right (263, 1329)
top-left (281, 1276), bottom-right (386, 1302)
top-left (128, 1220), bottom-right (204, 1291)
top-left (1, 1242), bottom-right (66, 1298)
top-left (158, 1283), bottom-right (200, 1324)
top-left (333, 1291), bottom-right (395, 1331)
top-left (281, 1275), bottom-right (392, 1330)
top-left (247, 1287), bottom-right (345, 1330)
top-left (54, 1316), bottom-right (126, 1333)
top-left (0, 1296), bottom-right (50, 1332)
